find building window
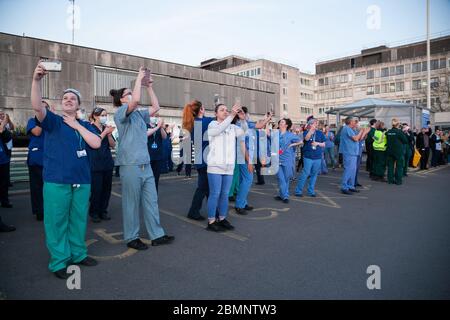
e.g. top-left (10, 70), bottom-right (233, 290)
top-left (412, 62), bottom-right (421, 73)
top-left (381, 67), bottom-right (389, 77)
top-left (389, 83), bottom-right (396, 92)
top-left (375, 85), bottom-right (380, 94)
top-left (283, 88), bottom-right (288, 95)
top-left (430, 59), bottom-right (439, 70)
top-left (355, 72), bottom-right (366, 84)
top-left (405, 64), bottom-right (411, 73)
top-left (380, 84), bottom-right (388, 93)
top-left (257, 68), bottom-right (261, 75)
top-left (389, 66), bottom-right (396, 75)
top-left (282, 72), bottom-right (288, 80)
top-left (422, 62), bottom-right (427, 72)
top-left (396, 65), bottom-right (404, 75)
top-left (395, 82), bottom-right (404, 92)
top-left (367, 70), bottom-right (374, 79)
top-left (367, 86), bottom-right (375, 95)
top-left (412, 79), bottom-right (422, 90)
top-left (41, 74), bottom-right (50, 99)
top-left (283, 104), bottom-right (288, 111)
top-left (438, 58), bottom-right (446, 69)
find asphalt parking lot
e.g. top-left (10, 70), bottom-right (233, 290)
top-left (1, 165), bottom-right (449, 300)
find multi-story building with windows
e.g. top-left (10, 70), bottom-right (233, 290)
top-left (315, 35), bottom-right (450, 127)
top-left (201, 57), bottom-right (315, 124)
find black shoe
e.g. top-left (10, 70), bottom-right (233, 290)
top-left (36, 213), bottom-right (44, 221)
top-left (206, 221), bottom-right (226, 232)
top-left (127, 239), bottom-right (148, 250)
top-left (54, 268), bottom-right (69, 280)
top-left (91, 216), bottom-right (101, 223)
top-left (151, 235), bottom-right (175, 246)
top-left (228, 196), bottom-right (236, 202)
top-left (0, 222), bottom-right (16, 232)
top-left (349, 189), bottom-right (360, 193)
top-left (355, 183), bottom-right (362, 187)
top-left (235, 207), bottom-right (248, 215)
top-left (218, 219), bottom-right (235, 230)
top-left (244, 205), bottom-right (254, 211)
top-left (187, 214), bottom-right (206, 221)
top-left (255, 182), bottom-right (265, 185)
top-left (76, 256), bottom-right (98, 267)
top-left (1, 202), bottom-right (13, 209)
top-left (282, 199), bottom-right (289, 204)
top-left (274, 196), bottom-right (283, 201)
top-left (341, 189), bottom-right (352, 195)
top-left (100, 214), bottom-right (111, 221)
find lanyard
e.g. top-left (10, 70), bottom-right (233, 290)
top-left (74, 130), bottom-right (84, 151)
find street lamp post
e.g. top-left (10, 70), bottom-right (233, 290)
top-left (69, 0), bottom-right (75, 44)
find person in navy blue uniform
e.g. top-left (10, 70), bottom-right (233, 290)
top-left (87, 107), bottom-right (116, 223)
top-left (31, 61), bottom-right (102, 279)
top-left (147, 116), bottom-right (167, 191)
top-left (182, 100), bottom-right (214, 221)
top-left (0, 113), bottom-right (13, 209)
top-left (26, 100), bottom-right (53, 220)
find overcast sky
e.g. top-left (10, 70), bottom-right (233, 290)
top-left (1, 0), bottom-right (449, 73)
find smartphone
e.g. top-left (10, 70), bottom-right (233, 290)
top-left (142, 68), bottom-right (151, 86)
top-left (41, 60), bottom-right (62, 72)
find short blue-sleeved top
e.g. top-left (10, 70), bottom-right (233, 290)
top-left (87, 125), bottom-right (115, 172)
top-left (41, 111), bottom-right (98, 184)
top-left (26, 117), bottom-right (45, 166)
top-left (302, 130), bottom-right (326, 160)
top-left (114, 105), bottom-right (150, 166)
top-left (339, 126), bottom-right (359, 156)
top-left (279, 131), bottom-right (300, 166)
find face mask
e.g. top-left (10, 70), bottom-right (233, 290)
top-left (100, 116), bottom-right (108, 125)
top-left (127, 95), bottom-right (132, 103)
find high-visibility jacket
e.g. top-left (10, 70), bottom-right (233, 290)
top-left (373, 130), bottom-right (387, 151)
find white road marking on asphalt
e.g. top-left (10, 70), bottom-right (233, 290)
top-left (111, 191), bottom-right (248, 242)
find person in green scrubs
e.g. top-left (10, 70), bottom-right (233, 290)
top-left (31, 61), bottom-right (102, 279)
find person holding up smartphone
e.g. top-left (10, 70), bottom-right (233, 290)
top-left (110, 67), bottom-right (174, 251)
top-left (31, 60), bottom-right (102, 279)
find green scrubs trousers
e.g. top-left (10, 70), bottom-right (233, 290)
top-left (43, 183), bottom-right (91, 272)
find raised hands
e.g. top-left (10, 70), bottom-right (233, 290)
top-left (33, 61), bottom-right (49, 82)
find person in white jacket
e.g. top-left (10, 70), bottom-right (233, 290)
top-left (206, 103), bottom-right (247, 232)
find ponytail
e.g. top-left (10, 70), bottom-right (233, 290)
top-left (109, 88), bottom-right (127, 107)
top-left (182, 100), bottom-right (202, 132)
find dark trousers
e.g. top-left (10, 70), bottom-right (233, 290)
top-left (255, 159), bottom-right (265, 184)
top-left (89, 170), bottom-right (113, 219)
top-left (28, 165), bottom-right (44, 216)
top-left (431, 149), bottom-right (440, 167)
top-left (151, 160), bottom-right (162, 192)
top-left (188, 167), bottom-right (209, 218)
top-left (419, 148), bottom-right (430, 170)
top-left (0, 163), bottom-right (9, 205)
top-left (366, 148), bottom-right (374, 173)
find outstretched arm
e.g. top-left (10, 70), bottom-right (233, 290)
top-left (31, 61), bottom-right (48, 122)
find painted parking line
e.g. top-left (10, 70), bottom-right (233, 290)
top-left (250, 189), bottom-right (341, 209)
top-left (415, 165), bottom-right (449, 175)
top-left (111, 191), bottom-right (248, 242)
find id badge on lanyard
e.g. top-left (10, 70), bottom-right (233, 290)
top-left (75, 131), bottom-right (87, 158)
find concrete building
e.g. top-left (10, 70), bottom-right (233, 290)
top-left (0, 33), bottom-right (279, 129)
top-left (201, 57), bottom-right (315, 124)
top-left (315, 35), bottom-right (450, 128)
